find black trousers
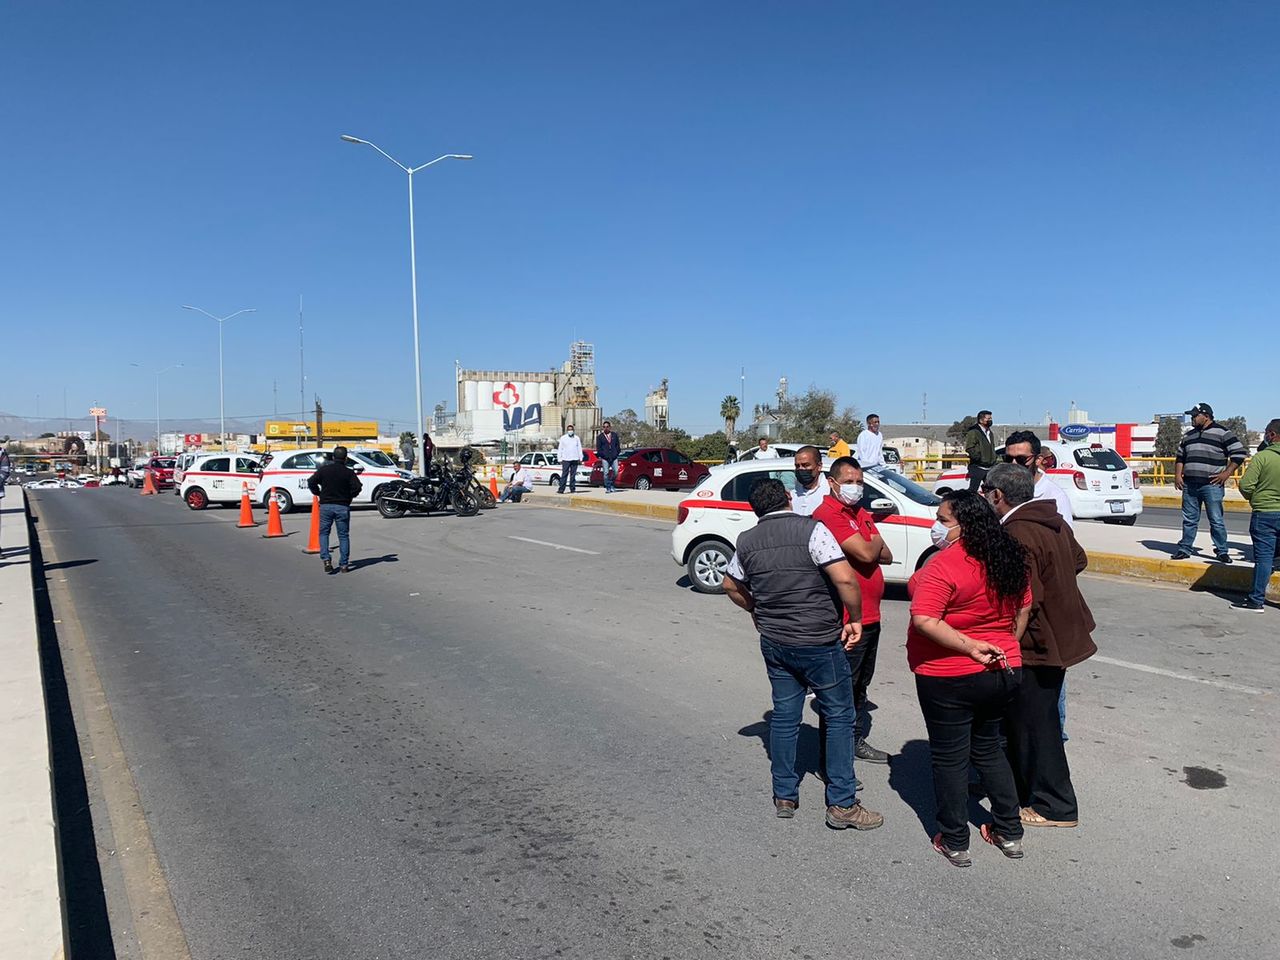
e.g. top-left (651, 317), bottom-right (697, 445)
top-left (817, 622), bottom-right (881, 769)
top-left (966, 465), bottom-right (990, 493)
top-left (916, 669), bottom-right (1023, 849)
top-left (1004, 665), bottom-right (1078, 821)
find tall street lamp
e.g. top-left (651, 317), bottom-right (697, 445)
top-left (181, 304), bottom-right (256, 448)
top-left (340, 134), bottom-right (471, 474)
top-left (131, 363), bottom-right (184, 453)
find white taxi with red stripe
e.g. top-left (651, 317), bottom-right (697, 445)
top-left (255, 447), bottom-right (412, 512)
top-left (931, 440), bottom-right (1143, 524)
top-left (180, 453), bottom-right (264, 510)
top-left (672, 460), bottom-right (942, 594)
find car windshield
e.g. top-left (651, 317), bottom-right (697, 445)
top-left (154, 459), bottom-right (176, 468)
top-left (866, 466), bottom-right (940, 505)
top-left (356, 450), bottom-right (396, 467)
top-left (1074, 447), bottom-right (1127, 471)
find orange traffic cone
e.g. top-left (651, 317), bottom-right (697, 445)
top-left (302, 497), bottom-right (321, 554)
top-left (489, 475), bottom-right (500, 501)
top-left (262, 489), bottom-right (286, 538)
top-left (140, 470), bottom-right (157, 496)
top-left (237, 483), bottom-right (258, 528)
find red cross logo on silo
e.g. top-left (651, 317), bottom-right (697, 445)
top-left (493, 382), bottom-right (520, 409)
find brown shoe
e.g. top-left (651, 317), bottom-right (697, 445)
top-left (773, 798), bottom-right (797, 819)
top-left (1020, 807), bottom-right (1078, 828)
top-left (825, 802), bottom-right (884, 831)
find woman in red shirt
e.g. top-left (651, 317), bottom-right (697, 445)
top-left (908, 490), bottom-right (1031, 867)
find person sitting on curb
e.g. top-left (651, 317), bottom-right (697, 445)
top-left (500, 462), bottom-right (533, 503)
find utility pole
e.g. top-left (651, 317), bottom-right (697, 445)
top-left (273, 380), bottom-right (278, 416)
top-left (922, 392), bottom-right (927, 422)
top-left (299, 294), bottom-right (306, 419)
top-left (315, 396), bottom-right (324, 449)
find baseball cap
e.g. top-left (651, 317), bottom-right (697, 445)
top-left (1184, 402), bottom-right (1214, 418)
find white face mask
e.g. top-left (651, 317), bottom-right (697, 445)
top-left (567, 430), bottom-right (574, 436)
top-left (930, 520), bottom-right (957, 549)
top-left (836, 482), bottom-right (863, 505)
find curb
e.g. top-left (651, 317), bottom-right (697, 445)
top-left (1142, 492), bottom-right (1249, 513)
top-left (531, 493), bottom-right (1278, 601)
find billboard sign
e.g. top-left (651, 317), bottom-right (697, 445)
top-left (1059, 424), bottom-right (1091, 441)
top-left (493, 381), bottom-right (543, 432)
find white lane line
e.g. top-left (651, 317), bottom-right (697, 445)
top-left (507, 536), bottom-right (600, 555)
top-left (1092, 655), bottom-right (1269, 696)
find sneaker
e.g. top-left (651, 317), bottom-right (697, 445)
top-left (1231, 599), bottom-right (1265, 613)
top-left (932, 834), bottom-right (971, 868)
top-left (855, 739), bottom-right (890, 764)
top-left (980, 823), bottom-right (1025, 859)
top-left (1020, 807), bottom-right (1078, 828)
top-left (323, 559), bottom-right (334, 574)
top-left (825, 802), bottom-right (884, 831)
top-left (1169, 550), bottom-right (1192, 561)
top-left (773, 798), bottom-right (797, 819)
top-left (1215, 553), bottom-right (1233, 564)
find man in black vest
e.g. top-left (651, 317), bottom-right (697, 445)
top-left (722, 478), bottom-right (884, 830)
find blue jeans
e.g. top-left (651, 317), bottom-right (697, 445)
top-left (1248, 511), bottom-right (1280, 605)
top-left (1178, 480), bottom-right (1228, 555)
top-left (499, 484), bottom-right (532, 503)
top-left (602, 458), bottom-right (618, 492)
top-left (319, 503), bottom-right (350, 566)
top-left (759, 636), bottom-right (857, 808)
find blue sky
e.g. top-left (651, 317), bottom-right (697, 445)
top-left (2, 1), bottom-right (1277, 436)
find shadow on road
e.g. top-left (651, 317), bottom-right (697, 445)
top-left (737, 711), bottom-right (823, 786)
top-left (42, 558), bottom-right (98, 572)
top-left (887, 739), bottom-right (937, 838)
top-left (349, 553), bottom-right (399, 570)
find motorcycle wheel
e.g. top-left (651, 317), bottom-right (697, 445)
top-left (377, 495), bottom-right (407, 519)
top-left (475, 482), bottom-right (496, 509)
top-left (452, 490), bottom-right (481, 517)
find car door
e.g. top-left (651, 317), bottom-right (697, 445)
top-left (665, 449), bottom-right (697, 488)
top-left (859, 475), bottom-right (909, 582)
top-left (234, 457), bottom-right (261, 499)
top-left (273, 452), bottom-right (318, 504)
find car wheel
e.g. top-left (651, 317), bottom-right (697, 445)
top-left (635, 476), bottom-right (652, 491)
top-left (184, 487), bottom-right (208, 510)
top-left (687, 540), bottom-right (732, 594)
top-left (264, 488), bottom-right (294, 513)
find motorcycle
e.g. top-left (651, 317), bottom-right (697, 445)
top-left (458, 447), bottom-right (496, 510)
top-left (375, 456), bottom-right (480, 518)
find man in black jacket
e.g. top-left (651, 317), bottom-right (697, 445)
top-left (596, 420), bottom-right (621, 493)
top-left (308, 446), bottom-right (362, 573)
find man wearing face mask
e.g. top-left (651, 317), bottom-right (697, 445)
top-left (964, 410), bottom-right (997, 493)
top-left (814, 457), bottom-right (895, 765)
top-left (557, 423), bottom-right (583, 494)
top-left (790, 445), bottom-right (830, 516)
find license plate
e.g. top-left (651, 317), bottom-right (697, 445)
top-left (1109, 501), bottom-right (1125, 514)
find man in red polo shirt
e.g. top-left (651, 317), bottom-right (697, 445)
top-left (814, 456), bottom-right (894, 765)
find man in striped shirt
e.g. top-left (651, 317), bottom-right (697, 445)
top-left (1172, 403), bottom-right (1247, 562)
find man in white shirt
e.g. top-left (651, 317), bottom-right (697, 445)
top-left (754, 437), bottom-right (779, 460)
top-left (1003, 431), bottom-right (1073, 530)
top-left (855, 414), bottom-right (884, 469)
top-left (557, 424), bottom-right (584, 494)
top-left (790, 445), bottom-right (830, 516)
top-left (500, 462), bottom-right (533, 503)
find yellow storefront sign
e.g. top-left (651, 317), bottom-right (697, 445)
top-left (263, 420), bottom-right (379, 440)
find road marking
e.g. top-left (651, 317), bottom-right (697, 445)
top-left (507, 536), bottom-right (600, 555)
top-left (1093, 655), bottom-right (1269, 696)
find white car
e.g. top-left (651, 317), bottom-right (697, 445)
top-left (25, 477), bottom-right (64, 489)
top-left (126, 458), bottom-right (150, 487)
top-left (502, 451), bottom-right (592, 490)
top-left (931, 440), bottom-right (1144, 524)
top-left (672, 460), bottom-right (942, 594)
top-left (255, 447), bottom-right (412, 512)
top-left (179, 453), bottom-right (264, 510)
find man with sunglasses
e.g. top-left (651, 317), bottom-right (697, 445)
top-left (1004, 430), bottom-right (1073, 530)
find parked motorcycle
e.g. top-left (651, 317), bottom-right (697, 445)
top-left (458, 448), bottom-right (496, 510)
top-left (375, 456), bottom-right (480, 518)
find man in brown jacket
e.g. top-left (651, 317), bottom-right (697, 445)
top-left (983, 463), bottom-right (1097, 829)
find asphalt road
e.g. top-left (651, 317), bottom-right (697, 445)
top-left (29, 488), bottom-right (1280, 960)
top-left (1125, 505), bottom-right (1251, 535)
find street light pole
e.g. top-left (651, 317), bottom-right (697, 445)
top-left (181, 305), bottom-right (256, 448)
top-left (340, 134), bottom-right (471, 475)
top-left (132, 363), bottom-right (183, 453)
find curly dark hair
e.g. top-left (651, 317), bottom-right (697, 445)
top-left (941, 490), bottom-right (1028, 609)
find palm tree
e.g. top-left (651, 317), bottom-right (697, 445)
top-left (720, 395), bottom-right (741, 439)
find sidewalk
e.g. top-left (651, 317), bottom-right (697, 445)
top-left (0, 495), bottom-right (64, 957)
top-left (534, 487), bottom-right (1279, 601)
